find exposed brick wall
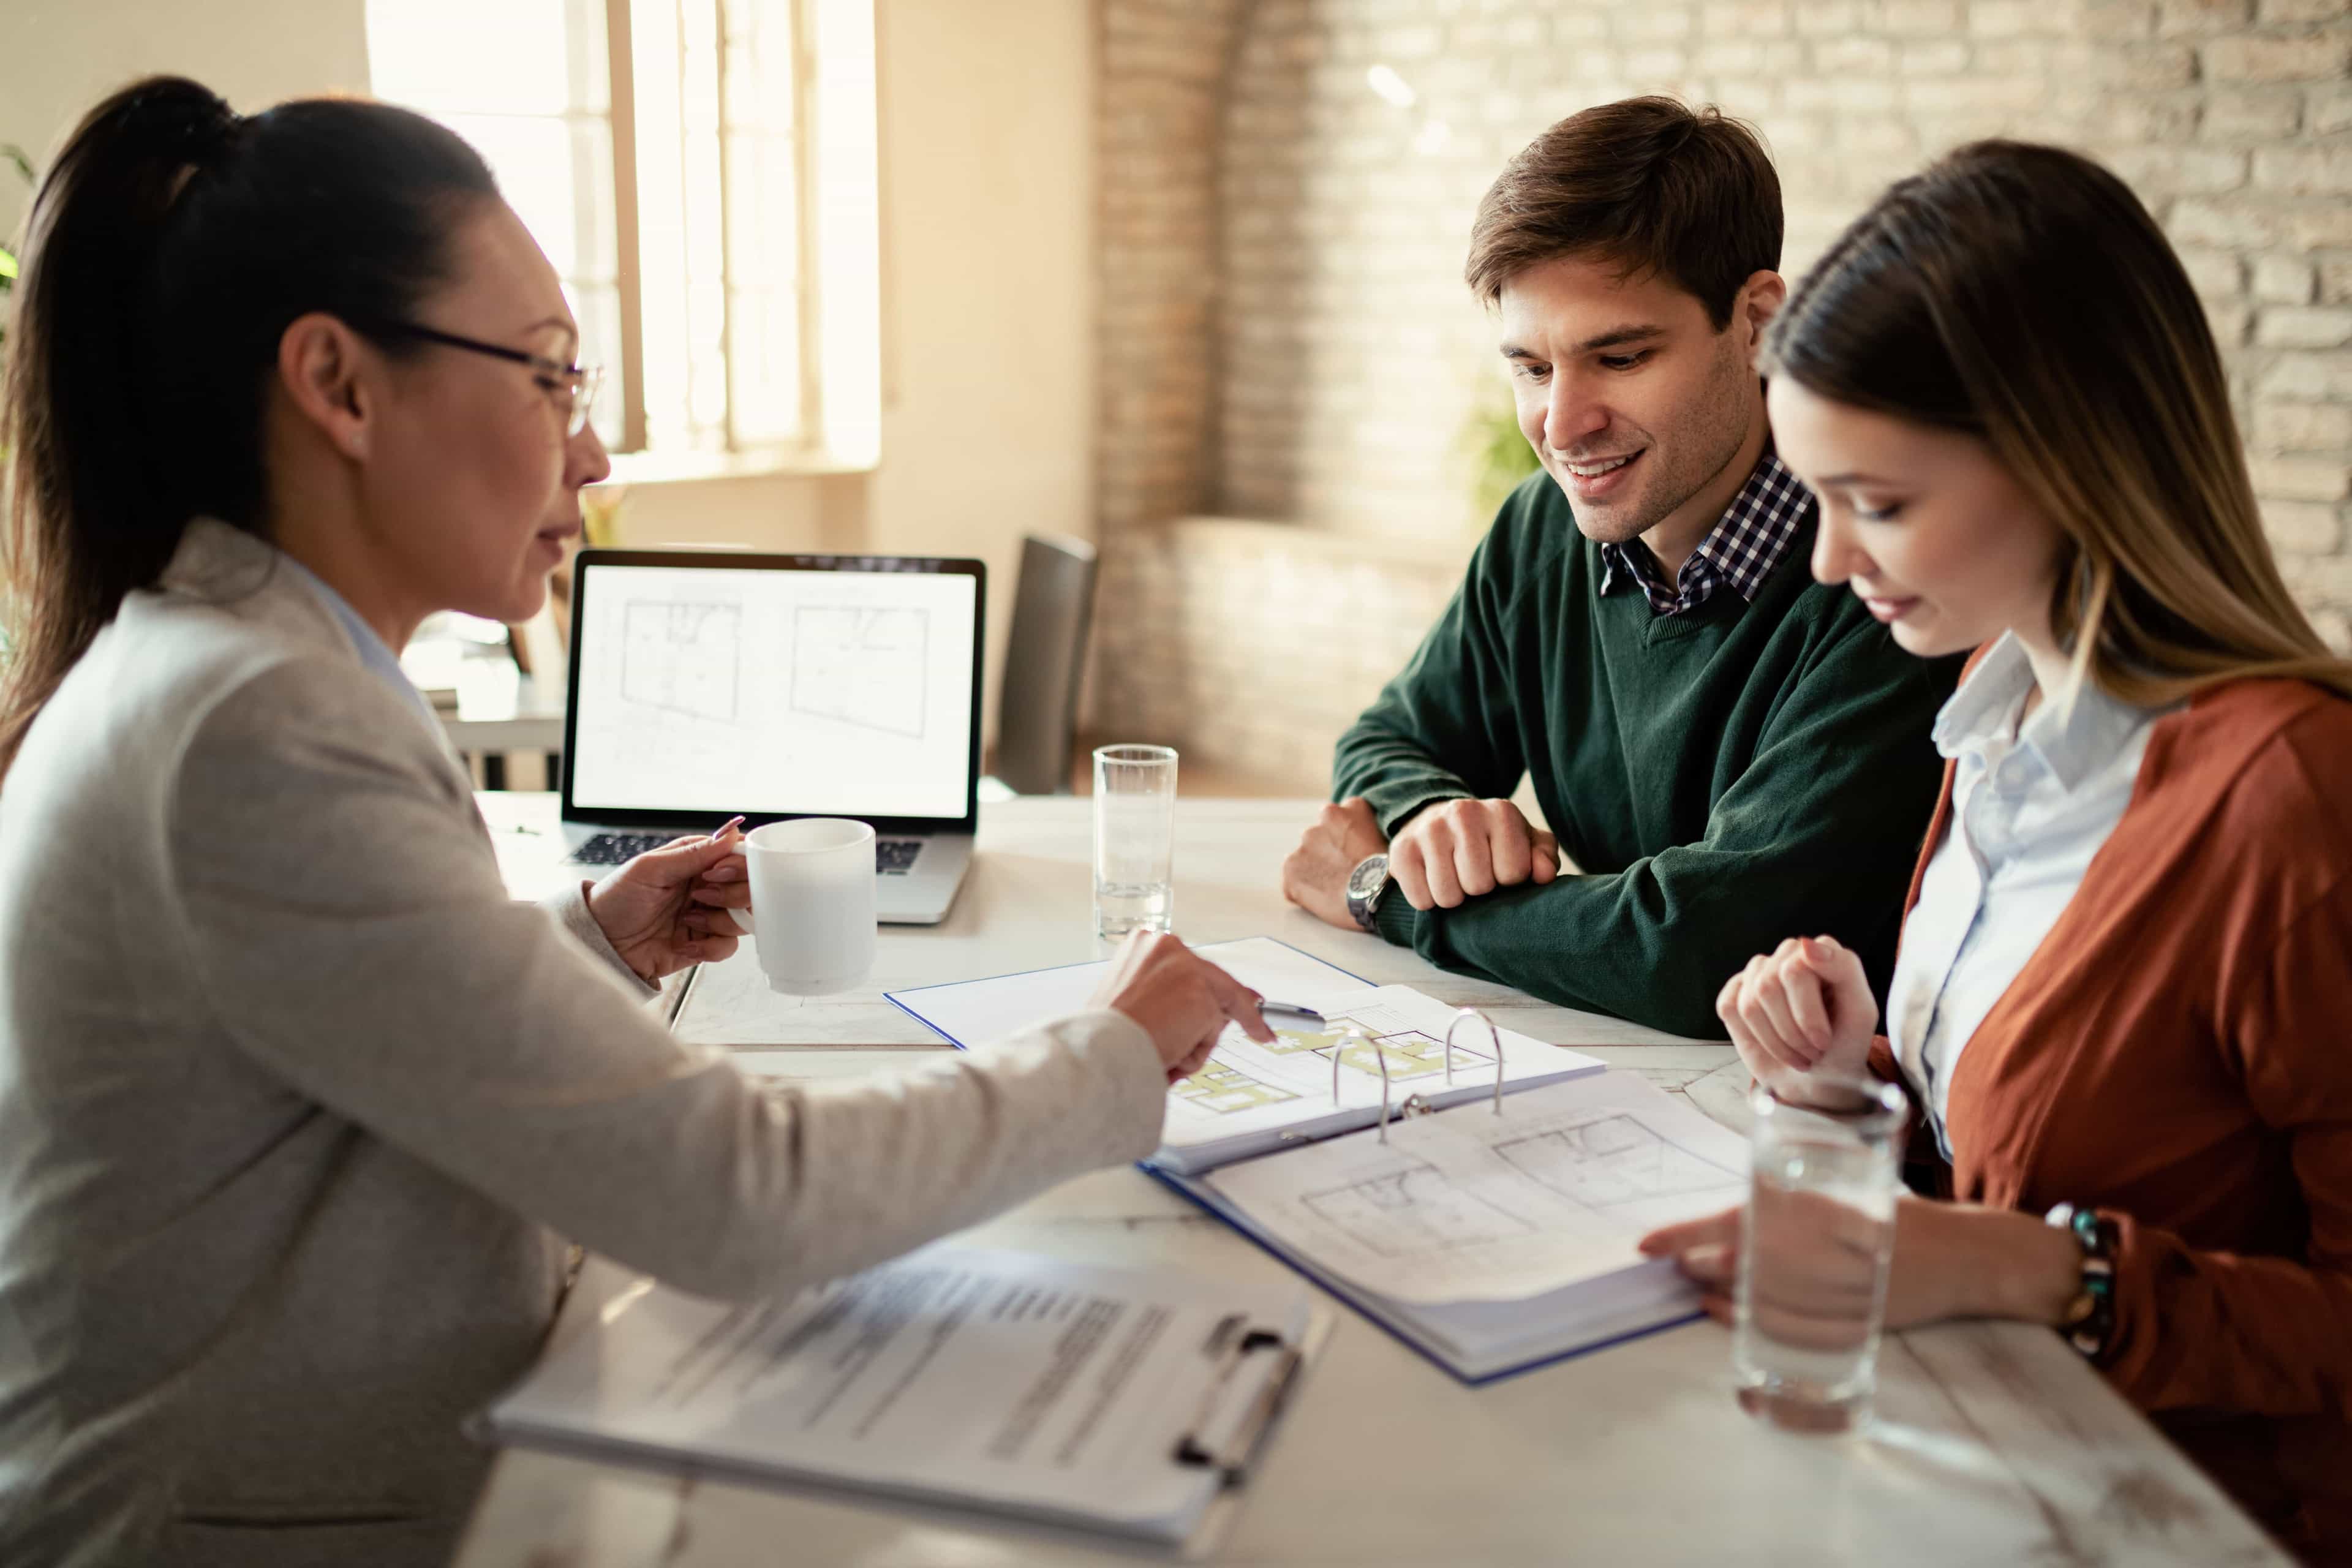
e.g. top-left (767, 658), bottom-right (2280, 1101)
top-left (1090, 0), bottom-right (1250, 748)
top-left (1096, 0), bottom-right (2352, 794)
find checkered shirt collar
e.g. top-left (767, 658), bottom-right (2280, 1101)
top-left (1597, 448), bottom-right (1813, 616)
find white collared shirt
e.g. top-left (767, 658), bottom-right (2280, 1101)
top-left (1887, 633), bottom-right (2174, 1154)
top-left (277, 552), bottom-right (443, 729)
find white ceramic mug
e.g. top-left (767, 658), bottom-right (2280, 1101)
top-left (730, 818), bottom-right (877, 995)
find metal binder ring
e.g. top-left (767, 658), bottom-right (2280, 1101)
top-left (1443, 1008), bottom-right (1508, 1115)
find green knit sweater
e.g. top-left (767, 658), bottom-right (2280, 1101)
top-left (1337, 472), bottom-right (1963, 1038)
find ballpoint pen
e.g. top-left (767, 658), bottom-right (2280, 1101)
top-left (1257, 1001), bottom-right (1326, 1023)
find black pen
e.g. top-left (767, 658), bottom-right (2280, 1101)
top-left (1257, 1001), bottom-right (1326, 1023)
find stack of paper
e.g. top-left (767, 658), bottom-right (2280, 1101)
top-left (888, 938), bottom-right (1610, 1173)
top-left (483, 1246), bottom-right (1323, 1544)
top-left (887, 937), bottom-right (1749, 1382)
top-left (1173, 1072), bottom-right (1751, 1380)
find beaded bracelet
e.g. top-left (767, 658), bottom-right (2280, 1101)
top-left (2044, 1202), bottom-right (2118, 1362)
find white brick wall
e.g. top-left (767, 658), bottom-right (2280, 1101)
top-left (1096, 0), bottom-right (2352, 793)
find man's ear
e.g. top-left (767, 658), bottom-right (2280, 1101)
top-left (275, 312), bottom-right (377, 462)
top-left (1736, 270), bottom-right (1788, 356)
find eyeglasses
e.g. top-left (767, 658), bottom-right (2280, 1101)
top-left (361, 319), bottom-right (605, 438)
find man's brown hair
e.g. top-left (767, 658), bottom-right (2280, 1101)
top-left (1464, 97), bottom-right (1782, 330)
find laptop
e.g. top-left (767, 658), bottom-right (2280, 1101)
top-left (557, 548), bottom-right (986, 925)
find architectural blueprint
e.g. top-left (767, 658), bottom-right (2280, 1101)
top-left (791, 606), bottom-right (930, 738)
top-left (1495, 1115), bottom-right (1741, 1210)
top-left (622, 600), bottom-right (742, 723)
top-left (1204, 1071), bottom-right (1751, 1303)
top-left (1171, 1060), bottom-right (1302, 1116)
top-left (1300, 1164), bottom-right (1534, 1257)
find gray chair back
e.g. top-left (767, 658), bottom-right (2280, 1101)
top-left (993, 533), bottom-right (1099, 796)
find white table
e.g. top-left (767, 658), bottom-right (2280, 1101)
top-left (459, 794), bottom-right (2283, 1568)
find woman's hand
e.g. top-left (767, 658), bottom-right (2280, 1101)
top-left (585, 819), bottom-right (752, 984)
top-left (1088, 930), bottom-right (1279, 1082)
top-left (1717, 934), bottom-right (1879, 1100)
top-left (1637, 1196), bottom-right (2084, 1335)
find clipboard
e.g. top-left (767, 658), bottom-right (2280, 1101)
top-left (478, 1246), bottom-right (1339, 1554)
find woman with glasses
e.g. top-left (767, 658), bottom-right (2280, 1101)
top-left (0, 77), bottom-right (1267, 1568)
top-left (1637, 141), bottom-right (2352, 1560)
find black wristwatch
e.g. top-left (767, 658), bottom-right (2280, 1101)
top-left (1344, 853), bottom-right (1391, 933)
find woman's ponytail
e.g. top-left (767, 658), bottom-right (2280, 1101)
top-left (6, 81), bottom-right (240, 652)
top-left (0, 77), bottom-right (494, 775)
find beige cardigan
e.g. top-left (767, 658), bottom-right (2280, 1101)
top-left (0, 521), bottom-right (1168, 1567)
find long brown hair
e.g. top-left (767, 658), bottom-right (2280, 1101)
top-left (1760, 139), bottom-right (2352, 706)
top-left (0, 77), bottom-right (495, 775)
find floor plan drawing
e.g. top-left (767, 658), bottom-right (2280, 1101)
top-left (622, 601), bottom-right (742, 723)
top-left (1258, 1023), bottom-right (1357, 1058)
top-left (791, 606), bottom-right (930, 739)
top-left (1172, 1061), bottom-right (1300, 1116)
top-left (1300, 1164), bottom-right (1534, 1258)
top-left (1325, 1030), bottom-right (1491, 1084)
top-left (1494, 1114), bottom-right (1742, 1210)
top-left (1256, 1020), bottom-right (1493, 1085)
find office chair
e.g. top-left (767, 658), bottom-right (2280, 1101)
top-left (989, 532), bottom-right (1099, 796)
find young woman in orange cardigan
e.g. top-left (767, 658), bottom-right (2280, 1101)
top-left (1637, 141), bottom-right (2352, 1563)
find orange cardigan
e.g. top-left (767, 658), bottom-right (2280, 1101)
top-left (1871, 676), bottom-right (2352, 1561)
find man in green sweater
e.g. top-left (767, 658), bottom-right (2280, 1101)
top-left (1281, 98), bottom-right (1960, 1039)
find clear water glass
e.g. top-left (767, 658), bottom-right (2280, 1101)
top-left (1092, 744), bottom-right (1177, 939)
top-left (1733, 1076), bottom-right (1910, 1434)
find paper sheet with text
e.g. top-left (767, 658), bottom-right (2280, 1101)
top-left (488, 1246), bottom-right (1313, 1538)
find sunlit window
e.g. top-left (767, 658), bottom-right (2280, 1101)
top-left (366, 0), bottom-right (879, 462)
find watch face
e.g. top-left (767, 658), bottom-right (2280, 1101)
top-left (1349, 854), bottom-right (1388, 899)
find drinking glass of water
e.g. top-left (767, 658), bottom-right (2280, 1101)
top-left (1733, 1076), bottom-right (1910, 1435)
top-left (1092, 744), bottom-right (1177, 939)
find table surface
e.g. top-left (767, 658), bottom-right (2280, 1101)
top-left (458, 793), bottom-right (2283, 1568)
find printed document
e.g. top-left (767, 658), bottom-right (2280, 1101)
top-left (888, 936), bottom-right (1374, 1047)
top-left (486, 1245), bottom-right (1315, 1542)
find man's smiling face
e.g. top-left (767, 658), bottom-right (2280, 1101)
top-left (1498, 253), bottom-right (1771, 549)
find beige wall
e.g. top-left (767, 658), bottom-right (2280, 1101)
top-left (1, 0), bottom-right (1099, 752)
top-left (868, 0), bottom-right (1097, 742)
top-left (0, 0), bottom-right (369, 239)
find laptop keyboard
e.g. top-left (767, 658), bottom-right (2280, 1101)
top-left (568, 832), bottom-right (673, 865)
top-left (569, 832), bottom-right (925, 875)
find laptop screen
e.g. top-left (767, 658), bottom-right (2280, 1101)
top-left (566, 555), bottom-right (981, 825)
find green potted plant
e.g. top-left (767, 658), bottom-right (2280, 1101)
top-left (0, 143), bottom-right (31, 355)
top-left (1460, 378), bottom-right (1540, 524)
top-left (1, 143), bottom-right (34, 675)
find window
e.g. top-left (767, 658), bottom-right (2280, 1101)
top-left (366, 0), bottom-right (880, 466)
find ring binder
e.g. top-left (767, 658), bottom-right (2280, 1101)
top-left (1444, 1007), bottom-right (1509, 1115)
